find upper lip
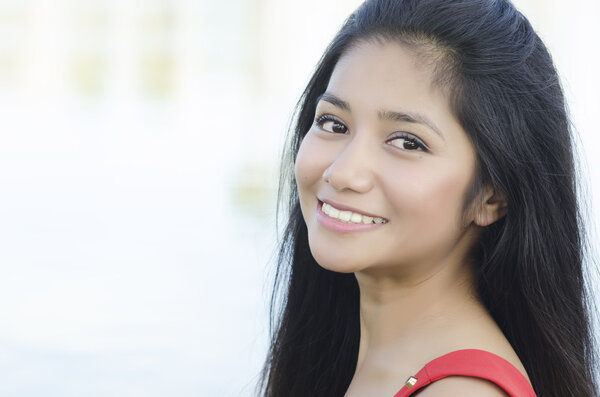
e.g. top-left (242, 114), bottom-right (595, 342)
top-left (319, 198), bottom-right (387, 219)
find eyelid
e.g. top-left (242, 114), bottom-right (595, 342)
top-left (313, 113), bottom-right (429, 152)
top-left (314, 113), bottom-right (348, 133)
top-left (314, 112), bottom-right (344, 123)
top-left (388, 132), bottom-right (430, 152)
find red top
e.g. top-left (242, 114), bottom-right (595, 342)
top-left (393, 349), bottom-right (536, 396)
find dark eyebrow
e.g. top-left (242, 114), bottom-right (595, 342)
top-left (316, 92), bottom-right (351, 112)
top-left (378, 110), bottom-right (444, 140)
top-left (316, 92), bottom-right (444, 140)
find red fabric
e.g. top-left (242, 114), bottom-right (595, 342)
top-left (393, 349), bottom-right (536, 396)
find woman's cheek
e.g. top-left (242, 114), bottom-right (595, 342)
top-left (383, 161), bottom-right (434, 209)
top-left (386, 162), bottom-right (469, 223)
top-left (294, 133), bottom-right (333, 188)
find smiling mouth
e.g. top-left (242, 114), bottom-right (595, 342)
top-left (320, 201), bottom-right (388, 224)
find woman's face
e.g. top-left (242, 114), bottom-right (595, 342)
top-left (294, 40), bottom-right (480, 277)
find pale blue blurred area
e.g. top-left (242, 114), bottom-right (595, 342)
top-left (0, 95), bottom-right (276, 396)
top-left (0, 0), bottom-right (282, 395)
top-left (0, 0), bottom-right (598, 396)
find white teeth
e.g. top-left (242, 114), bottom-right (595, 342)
top-left (339, 210), bottom-right (352, 222)
top-left (329, 206), bottom-right (339, 218)
top-left (321, 202), bottom-right (387, 225)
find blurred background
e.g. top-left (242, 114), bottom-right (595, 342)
top-left (0, 0), bottom-right (598, 396)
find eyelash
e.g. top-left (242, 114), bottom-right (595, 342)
top-left (314, 114), bottom-right (429, 152)
top-left (314, 114), bottom-right (347, 134)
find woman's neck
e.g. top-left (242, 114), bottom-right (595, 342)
top-left (353, 255), bottom-right (481, 375)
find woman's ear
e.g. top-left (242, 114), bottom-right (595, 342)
top-left (474, 185), bottom-right (508, 227)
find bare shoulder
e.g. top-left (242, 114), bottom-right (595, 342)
top-left (416, 376), bottom-right (509, 397)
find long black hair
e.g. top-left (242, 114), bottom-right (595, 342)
top-left (259, 1), bottom-right (598, 396)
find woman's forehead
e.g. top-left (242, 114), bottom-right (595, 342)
top-left (325, 41), bottom-right (456, 127)
top-left (330, 40), bottom-right (446, 101)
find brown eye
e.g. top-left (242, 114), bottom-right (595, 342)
top-left (389, 134), bottom-right (428, 151)
top-left (315, 115), bottom-right (348, 134)
top-left (401, 139), bottom-right (418, 150)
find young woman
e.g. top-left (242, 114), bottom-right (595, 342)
top-left (259, 0), bottom-right (598, 396)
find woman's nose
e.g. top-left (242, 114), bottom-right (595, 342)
top-left (322, 138), bottom-right (375, 193)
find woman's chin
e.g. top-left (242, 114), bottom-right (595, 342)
top-left (309, 247), bottom-right (369, 274)
top-left (316, 261), bottom-right (361, 274)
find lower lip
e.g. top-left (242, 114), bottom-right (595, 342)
top-left (316, 201), bottom-right (386, 233)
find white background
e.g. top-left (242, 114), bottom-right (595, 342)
top-left (0, 0), bottom-right (597, 395)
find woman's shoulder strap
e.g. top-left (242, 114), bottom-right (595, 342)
top-left (393, 349), bottom-right (536, 397)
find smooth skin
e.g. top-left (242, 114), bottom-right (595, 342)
top-left (294, 40), bottom-right (529, 396)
